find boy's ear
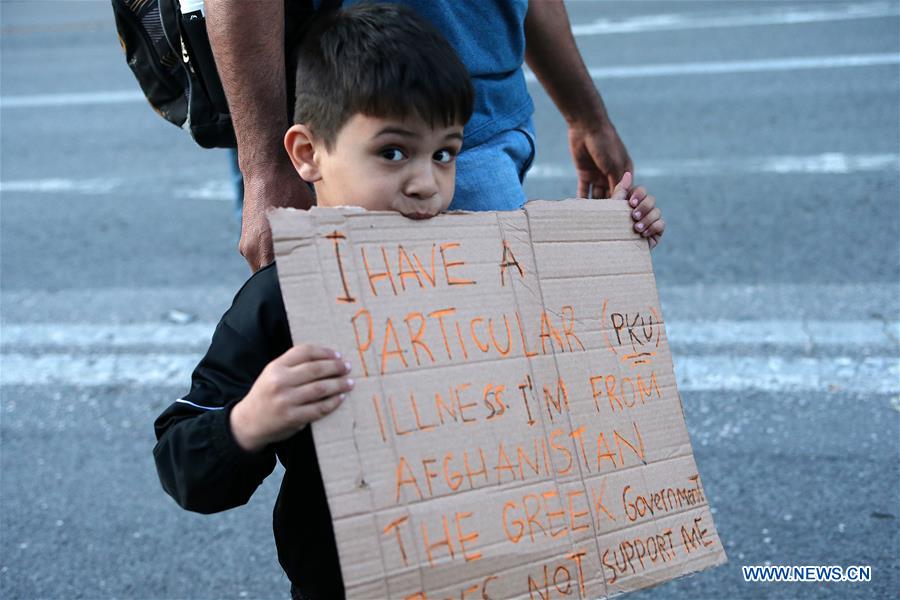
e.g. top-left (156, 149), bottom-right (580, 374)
top-left (284, 124), bottom-right (322, 182)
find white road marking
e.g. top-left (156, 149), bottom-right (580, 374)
top-left (3, 52), bottom-right (898, 109)
top-left (0, 178), bottom-right (122, 193)
top-left (666, 320), bottom-right (899, 348)
top-left (1, 323), bottom-right (217, 349)
top-left (173, 181), bottom-right (234, 201)
top-left (1, 318), bottom-right (896, 390)
top-left (0, 353), bottom-right (195, 387)
top-left (2, 153), bottom-right (897, 196)
top-left (2, 320), bottom-right (897, 350)
top-left (0, 90), bottom-right (145, 108)
top-left (527, 152), bottom-right (900, 179)
top-left (571, 1), bottom-right (900, 36)
top-left (525, 53), bottom-right (900, 82)
top-left (1, 351), bottom-right (895, 392)
top-left (0, 178), bottom-right (233, 200)
top-left (3, 283), bottom-right (895, 324)
top-left (676, 355), bottom-right (899, 394)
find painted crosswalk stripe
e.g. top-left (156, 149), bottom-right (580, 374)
top-left (1, 352), bottom-right (895, 392)
top-left (0, 178), bottom-right (122, 193)
top-left (0, 90), bottom-right (145, 108)
top-left (526, 153), bottom-right (900, 180)
top-left (3, 283), bottom-right (895, 325)
top-left (2, 152), bottom-right (897, 198)
top-left (524, 53), bottom-right (900, 83)
top-left (3, 52), bottom-right (898, 109)
top-left (2, 320), bottom-right (897, 349)
top-left (2, 319), bottom-right (897, 391)
top-left (571, 1), bottom-right (900, 36)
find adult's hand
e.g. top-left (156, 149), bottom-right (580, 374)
top-left (569, 120), bottom-right (633, 199)
top-left (239, 159), bottom-right (315, 272)
top-left (207, 0), bottom-right (315, 272)
top-left (524, 0), bottom-right (634, 199)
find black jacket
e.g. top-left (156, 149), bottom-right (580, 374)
top-left (153, 263), bottom-right (344, 598)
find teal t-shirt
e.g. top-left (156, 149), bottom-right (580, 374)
top-left (320, 0), bottom-right (534, 149)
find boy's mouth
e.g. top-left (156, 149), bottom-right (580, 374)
top-left (404, 211), bottom-right (436, 220)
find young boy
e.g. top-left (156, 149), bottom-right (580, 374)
top-left (153, 4), bottom-right (665, 599)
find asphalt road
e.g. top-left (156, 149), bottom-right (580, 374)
top-left (1, 1), bottom-right (898, 599)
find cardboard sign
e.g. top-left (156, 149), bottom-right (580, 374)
top-left (270, 200), bottom-right (726, 599)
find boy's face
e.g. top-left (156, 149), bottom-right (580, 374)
top-left (285, 114), bottom-right (464, 219)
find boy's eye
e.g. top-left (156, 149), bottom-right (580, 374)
top-left (381, 148), bottom-right (406, 161)
top-left (433, 149), bottom-right (454, 164)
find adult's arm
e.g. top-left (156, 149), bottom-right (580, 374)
top-left (524, 0), bottom-right (633, 199)
top-left (206, 0), bottom-right (314, 272)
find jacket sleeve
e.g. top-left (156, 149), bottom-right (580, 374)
top-left (153, 268), bottom-right (288, 514)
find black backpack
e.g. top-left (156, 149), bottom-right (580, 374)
top-left (112, 0), bottom-right (236, 148)
top-left (112, 0), bottom-right (333, 149)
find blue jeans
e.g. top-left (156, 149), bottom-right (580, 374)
top-left (449, 118), bottom-right (535, 212)
top-left (229, 147), bottom-right (244, 226)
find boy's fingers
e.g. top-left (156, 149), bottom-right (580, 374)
top-left (290, 392), bottom-right (347, 425)
top-left (645, 219), bottom-right (665, 237)
top-left (631, 194), bottom-right (655, 216)
top-left (631, 196), bottom-right (656, 225)
top-left (649, 235), bottom-right (659, 250)
top-left (640, 216), bottom-right (665, 238)
top-left (288, 358), bottom-right (351, 385)
top-left (292, 376), bottom-right (355, 406)
top-left (279, 344), bottom-right (340, 366)
top-left (627, 186), bottom-right (647, 207)
top-left (634, 208), bottom-right (662, 234)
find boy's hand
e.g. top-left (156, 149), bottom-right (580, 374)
top-left (230, 344), bottom-right (354, 453)
top-left (610, 172), bottom-right (665, 250)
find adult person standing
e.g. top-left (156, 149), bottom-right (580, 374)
top-left (206, 0), bottom-right (633, 272)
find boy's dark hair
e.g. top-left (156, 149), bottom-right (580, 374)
top-left (291, 3), bottom-right (474, 148)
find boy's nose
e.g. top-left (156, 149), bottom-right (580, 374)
top-left (404, 160), bottom-right (440, 200)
